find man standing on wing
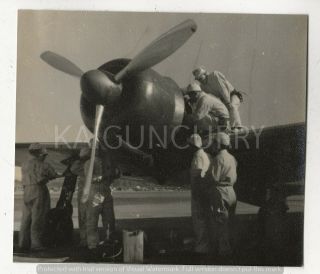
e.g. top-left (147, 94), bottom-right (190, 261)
top-left (184, 81), bottom-right (230, 134)
top-left (193, 67), bottom-right (244, 130)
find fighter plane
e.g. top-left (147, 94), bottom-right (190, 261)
top-left (14, 19), bottom-right (305, 263)
top-left (15, 18), bottom-right (305, 207)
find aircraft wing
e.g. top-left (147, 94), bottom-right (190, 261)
top-left (15, 141), bottom-right (152, 177)
top-left (158, 122), bottom-right (306, 207)
top-left (15, 122), bottom-right (305, 207)
top-left (15, 143), bottom-right (88, 173)
top-left (230, 122), bottom-right (305, 206)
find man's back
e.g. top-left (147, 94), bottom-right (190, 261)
top-left (211, 149), bottom-right (237, 186)
top-left (194, 92), bottom-right (229, 121)
top-left (200, 71), bottom-right (234, 104)
top-left (190, 148), bottom-right (212, 180)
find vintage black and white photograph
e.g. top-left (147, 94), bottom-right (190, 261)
top-left (13, 10), bottom-right (307, 266)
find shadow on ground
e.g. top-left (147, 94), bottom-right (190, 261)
top-left (13, 211), bottom-right (303, 266)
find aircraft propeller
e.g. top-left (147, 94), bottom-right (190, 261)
top-left (40, 51), bottom-right (84, 78)
top-left (80, 105), bottom-right (104, 203)
top-left (40, 19), bottom-right (197, 203)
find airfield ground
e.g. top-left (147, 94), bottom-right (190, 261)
top-left (13, 184), bottom-right (304, 265)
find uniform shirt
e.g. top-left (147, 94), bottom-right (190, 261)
top-left (21, 157), bottom-right (58, 186)
top-left (211, 149), bottom-right (237, 186)
top-left (84, 156), bottom-right (104, 182)
top-left (230, 94), bottom-right (242, 127)
top-left (190, 149), bottom-right (212, 183)
top-left (200, 71), bottom-right (234, 105)
top-left (84, 156), bottom-right (112, 196)
top-left (192, 92), bottom-right (229, 122)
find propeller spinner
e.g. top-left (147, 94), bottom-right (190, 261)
top-left (40, 19), bottom-right (197, 203)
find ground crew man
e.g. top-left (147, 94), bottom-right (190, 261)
top-left (189, 132), bottom-right (237, 257)
top-left (188, 133), bottom-right (213, 254)
top-left (193, 67), bottom-right (244, 129)
top-left (84, 147), bottom-right (117, 251)
top-left (68, 147), bottom-right (91, 247)
top-left (19, 143), bottom-right (62, 251)
top-left (184, 81), bottom-right (230, 133)
top-left (208, 132), bottom-right (237, 256)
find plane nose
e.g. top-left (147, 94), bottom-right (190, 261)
top-left (80, 69), bottom-right (122, 105)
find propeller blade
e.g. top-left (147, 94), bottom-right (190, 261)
top-left (81, 105), bottom-right (105, 203)
top-left (40, 51), bottom-right (84, 78)
top-left (115, 19), bottom-right (197, 82)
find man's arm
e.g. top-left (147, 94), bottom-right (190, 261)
top-left (207, 94), bottom-right (230, 119)
top-left (211, 156), bottom-right (223, 184)
top-left (190, 153), bottom-right (208, 184)
top-left (68, 160), bottom-right (84, 176)
top-left (43, 162), bottom-right (64, 182)
top-left (212, 71), bottom-right (234, 105)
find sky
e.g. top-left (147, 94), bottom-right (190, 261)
top-left (15, 11), bottom-right (307, 142)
